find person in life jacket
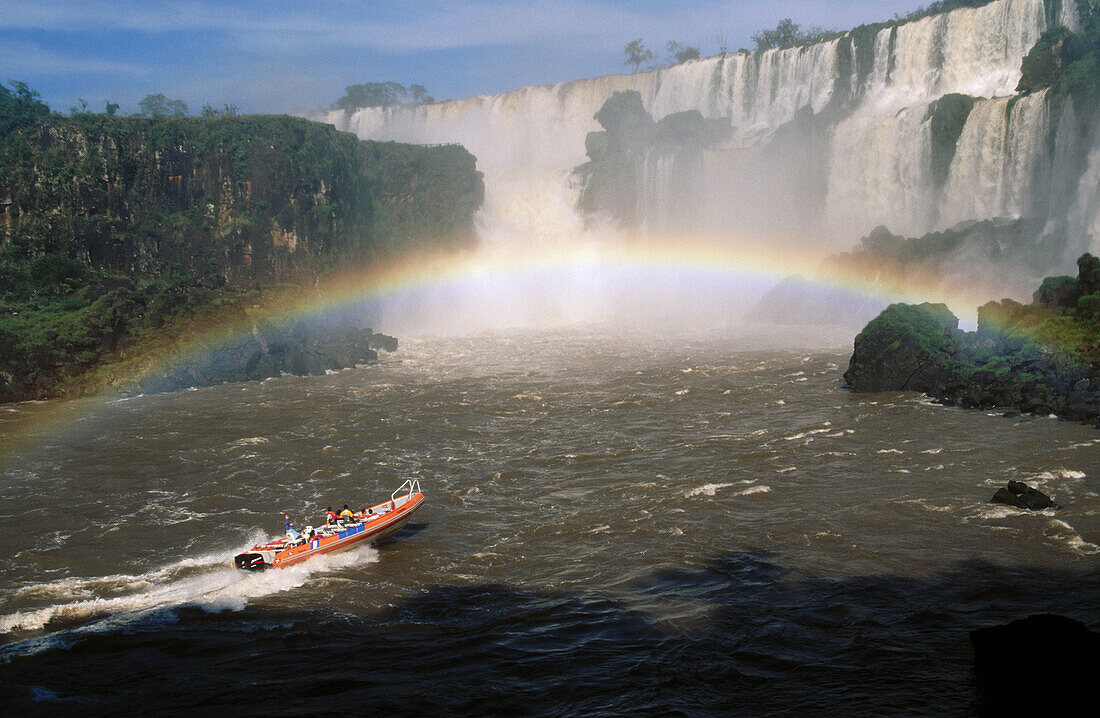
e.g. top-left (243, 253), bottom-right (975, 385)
top-left (339, 504), bottom-right (355, 522)
top-left (324, 507), bottom-right (338, 524)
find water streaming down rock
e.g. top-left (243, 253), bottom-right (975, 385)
top-left (324, 0), bottom-right (1093, 270)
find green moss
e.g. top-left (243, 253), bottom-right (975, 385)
top-left (928, 94), bottom-right (976, 188)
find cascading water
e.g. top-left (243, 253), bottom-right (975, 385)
top-left (324, 0), bottom-right (1092, 316)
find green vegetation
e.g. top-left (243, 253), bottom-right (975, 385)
top-left (334, 82), bottom-right (435, 114)
top-left (0, 82), bottom-right (483, 402)
top-left (666, 42), bottom-right (701, 65)
top-left (623, 39), bottom-right (655, 73)
top-left (847, 253), bottom-right (1100, 422)
top-left (751, 18), bottom-right (838, 51)
top-left (138, 93), bottom-right (188, 118)
top-left (1018, 2), bottom-right (1100, 119)
top-left (927, 93), bottom-right (977, 188)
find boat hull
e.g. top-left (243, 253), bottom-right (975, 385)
top-left (234, 490), bottom-right (425, 570)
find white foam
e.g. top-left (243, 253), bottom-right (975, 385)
top-left (231, 437), bottom-right (269, 446)
top-left (686, 482), bottom-right (734, 497)
top-left (0, 543), bottom-right (378, 636)
top-left (877, 448), bottom-right (903, 454)
top-left (733, 485), bottom-right (771, 497)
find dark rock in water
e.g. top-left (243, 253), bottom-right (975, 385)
top-left (990, 480), bottom-right (1060, 510)
top-left (843, 302), bottom-right (960, 393)
top-left (135, 323), bottom-right (396, 396)
top-left (844, 256), bottom-right (1100, 426)
top-left (971, 614), bottom-right (1100, 713)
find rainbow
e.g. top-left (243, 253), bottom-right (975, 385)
top-left (0, 235), bottom-right (1001, 457)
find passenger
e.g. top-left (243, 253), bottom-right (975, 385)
top-left (324, 506), bottom-right (338, 524)
top-left (340, 504), bottom-right (355, 522)
top-left (284, 514), bottom-right (299, 541)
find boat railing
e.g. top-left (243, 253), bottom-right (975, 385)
top-left (392, 479), bottom-right (421, 502)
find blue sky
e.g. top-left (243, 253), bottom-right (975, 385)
top-left (2, 0), bottom-right (920, 115)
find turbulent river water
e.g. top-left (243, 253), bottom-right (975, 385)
top-left (1, 328), bottom-right (1097, 715)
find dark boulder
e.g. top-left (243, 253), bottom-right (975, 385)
top-left (971, 614), bottom-right (1099, 713)
top-left (990, 480), bottom-right (1060, 510)
top-left (843, 303), bottom-right (960, 393)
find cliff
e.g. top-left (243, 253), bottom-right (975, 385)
top-left (844, 253), bottom-right (1100, 425)
top-left (0, 86), bottom-right (484, 402)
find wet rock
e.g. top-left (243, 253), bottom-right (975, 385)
top-left (132, 324), bottom-right (392, 395)
top-left (990, 480), bottom-right (1060, 510)
top-left (843, 303), bottom-right (960, 393)
top-left (971, 614), bottom-right (1099, 713)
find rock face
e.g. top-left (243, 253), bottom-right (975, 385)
top-left (990, 480), bottom-right (1060, 510)
top-left (844, 254), bottom-right (1100, 426)
top-left (843, 303), bottom-right (961, 393)
top-left (971, 614), bottom-right (1100, 713)
top-left (135, 323), bottom-right (397, 395)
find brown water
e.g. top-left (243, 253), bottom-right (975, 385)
top-left (1, 328), bottom-right (1097, 714)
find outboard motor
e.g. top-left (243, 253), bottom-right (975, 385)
top-left (234, 552), bottom-right (268, 571)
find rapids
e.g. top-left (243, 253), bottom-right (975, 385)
top-left (1, 328), bottom-right (1097, 713)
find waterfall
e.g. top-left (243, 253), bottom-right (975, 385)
top-left (938, 91), bottom-right (1050, 228)
top-left (325, 0), bottom-right (1084, 261)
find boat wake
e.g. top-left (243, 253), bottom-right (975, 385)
top-left (0, 539), bottom-right (379, 658)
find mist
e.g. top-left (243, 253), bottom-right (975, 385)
top-left (322, 0), bottom-right (1097, 338)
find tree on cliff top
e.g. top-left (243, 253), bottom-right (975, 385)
top-left (623, 39), bottom-right (654, 73)
top-left (751, 18), bottom-right (836, 50)
top-left (1, 82), bottom-right (50, 138)
top-left (666, 41), bottom-right (701, 65)
top-left (333, 82), bottom-right (435, 113)
top-left (139, 93), bottom-right (188, 118)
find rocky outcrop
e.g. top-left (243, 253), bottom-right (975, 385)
top-left (844, 254), bottom-right (1100, 426)
top-left (843, 302), bottom-right (962, 393)
top-left (135, 323), bottom-right (397, 395)
top-left (990, 480), bottom-right (1060, 510)
top-left (971, 614), bottom-right (1099, 713)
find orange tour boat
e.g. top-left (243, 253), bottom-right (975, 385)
top-left (233, 480), bottom-right (425, 570)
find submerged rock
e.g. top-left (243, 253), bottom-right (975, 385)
top-left (990, 480), bottom-right (1060, 510)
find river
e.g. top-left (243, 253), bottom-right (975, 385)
top-left (1, 328), bottom-right (1097, 714)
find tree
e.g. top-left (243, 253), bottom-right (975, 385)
top-left (666, 41), bottom-right (701, 65)
top-left (409, 84), bottom-right (435, 104)
top-left (139, 93), bottom-right (188, 118)
top-left (333, 82), bottom-right (434, 113)
top-left (0, 81), bottom-right (50, 138)
top-left (200, 103), bottom-right (240, 117)
top-left (69, 98), bottom-right (89, 116)
top-left (714, 33), bottom-right (729, 54)
top-left (104, 101), bottom-right (120, 116)
top-left (623, 39), bottom-right (654, 73)
top-left (752, 18), bottom-right (802, 50)
top-left (750, 18), bottom-right (835, 50)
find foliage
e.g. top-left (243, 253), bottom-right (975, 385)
top-left (333, 82), bottom-right (435, 113)
top-left (0, 81), bottom-right (50, 139)
top-left (623, 39), bottom-right (655, 73)
top-left (751, 18), bottom-right (837, 51)
top-left (139, 93), bottom-right (188, 118)
top-left (0, 86), bottom-right (483, 401)
top-left (894, 0), bottom-right (998, 23)
top-left (1018, 26), bottom-right (1075, 93)
top-left (928, 93), bottom-right (976, 188)
top-left (666, 41), bottom-right (701, 65)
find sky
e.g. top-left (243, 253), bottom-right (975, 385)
top-left (2, 0), bottom-right (922, 116)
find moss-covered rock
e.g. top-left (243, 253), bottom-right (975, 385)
top-left (844, 254), bottom-right (1100, 426)
top-left (843, 302), bottom-right (961, 393)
